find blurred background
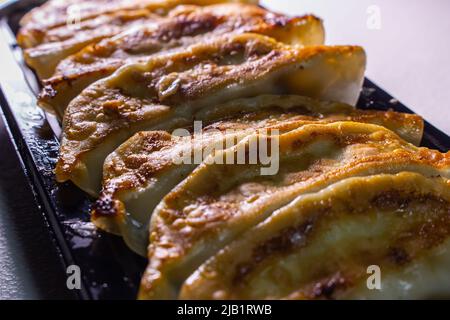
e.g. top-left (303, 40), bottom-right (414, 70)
top-left (263, 0), bottom-right (450, 134)
top-left (0, 0), bottom-right (449, 299)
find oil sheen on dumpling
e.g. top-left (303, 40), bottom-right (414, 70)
top-left (18, 0), bottom-right (258, 47)
top-left (22, 9), bottom-right (162, 80)
top-left (138, 122), bottom-right (449, 299)
top-left (38, 4), bottom-right (324, 117)
top-left (56, 33), bottom-right (366, 195)
top-left (92, 95), bottom-right (423, 256)
top-left (180, 172), bottom-right (450, 300)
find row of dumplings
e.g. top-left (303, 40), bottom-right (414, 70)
top-left (19, 0), bottom-right (450, 299)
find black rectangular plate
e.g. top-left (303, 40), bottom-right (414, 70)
top-left (0, 0), bottom-right (449, 301)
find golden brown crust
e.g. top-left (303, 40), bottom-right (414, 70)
top-left (38, 5), bottom-right (323, 114)
top-left (19, 1), bottom-right (153, 48)
top-left (18, 0), bottom-right (450, 302)
top-left (138, 122), bottom-right (449, 299)
top-left (55, 33), bottom-right (366, 195)
top-left (178, 173), bottom-right (450, 300)
top-left (55, 33), bottom-right (286, 179)
top-left (23, 9), bottom-right (161, 79)
top-left (55, 6), bottom-right (321, 79)
top-left (92, 94), bottom-right (423, 256)
top-left (100, 106), bottom-right (424, 203)
top-left (18, 0), bottom-right (259, 47)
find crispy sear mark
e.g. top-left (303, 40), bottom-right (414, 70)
top-left (18, 0), bottom-right (260, 46)
top-left (232, 190), bottom-right (450, 286)
top-left (37, 4), bottom-right (324, 116)
top-left (177, 173), bottom-right (450, 300)
top-left (233, 217), bottom-right (317, 285)
top-left (55, 33), bottom-right (366, 196)
top-left (140, 122), bottom-right (448, 299)
top-left (91, 95), bottom-right (423, 257)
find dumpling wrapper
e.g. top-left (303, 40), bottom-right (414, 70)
top-left (139, 121), bottom-right (449, 299)
top-left (180, 172), bottom-right (450, 300)
top-left (92, 95), bottom-right (423, 256)
top-left (38, 4), bottom-right (324, 116)
top-left (18, 0), bottom-right (258, 47)
top-left (23, 9), bottom-right (162, 80)
top-left (56, 33), bottom-right (366, 195)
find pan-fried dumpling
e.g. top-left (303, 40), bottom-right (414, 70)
top-left (38, 5), bottom-right (324, 116)
top-left (139, 122), bottom-right (449, 299)
top-left (180, 172), bottom-right (450, 300)
top-left (56, 33), bottom-right (366, 195)
top-left (19, 0), bottom-right (123, 40)
top-left (93, 95), bottom-right (423, 256)
top-left (22, 9), bottom-right (161, 80)
top-left (18, 0), bottom-right (258, 47)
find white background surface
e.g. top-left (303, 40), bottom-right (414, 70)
top-left (0, 0), bottom-right (449, 300)
top-left (263, 0), bottom-right (450, 134)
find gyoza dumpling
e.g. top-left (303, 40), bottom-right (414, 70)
top-left (38, 4), bottom-right (324, 117)
top-left (92, 95), bottom-right (423, 256)
top-left (180, 172), bottom-right (450, 300)
top-left (18, 0), bottom-right (258, 47)
top-left (22, 9), bottom-right (162, 79)
top-left (19, 0), bottom-right (125, 42)
top-left (139, 122), bottom-right (449, 299)
top-left (56, 33), bottom-right (366, 195)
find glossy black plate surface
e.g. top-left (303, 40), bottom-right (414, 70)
top-left (0, 0), bottom-right (448, 301)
